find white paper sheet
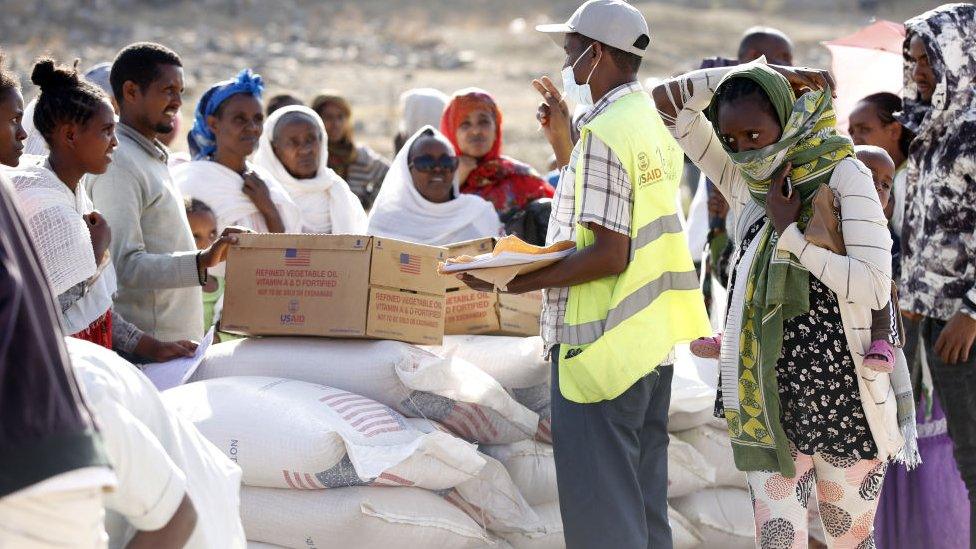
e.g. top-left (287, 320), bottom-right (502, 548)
top-left (440, 248), bottom-right (576, 273)
top-left (143, 327), bottom-right (215, 392)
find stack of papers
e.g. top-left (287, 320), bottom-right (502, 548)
top-left (439, 247), bottom-right (575, 273)
top-left (439, 237), bottom-right (575, 289)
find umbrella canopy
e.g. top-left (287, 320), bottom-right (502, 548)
top-left (824, 20), bottom-right (906, 131)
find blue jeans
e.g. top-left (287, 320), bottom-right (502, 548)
top-left (550, 351), bottom-right (673, 549)
top-left (923, 317), bottom-right (976, 549)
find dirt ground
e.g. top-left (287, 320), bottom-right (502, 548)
top-left (0, 0), bottom-right (946, 171)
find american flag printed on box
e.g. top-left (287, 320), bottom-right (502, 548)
top-left (399, 252), bottom-right (421, 275)
top-left (284, 248), bottom-right (311, 267)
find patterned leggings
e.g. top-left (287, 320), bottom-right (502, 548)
top-left (747, 449), bottom-right (887, 549)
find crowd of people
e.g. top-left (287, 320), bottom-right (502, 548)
top-left (1, 0), bottom-right (974, 548)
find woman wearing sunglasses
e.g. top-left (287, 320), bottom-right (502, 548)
top-left (367, 125), bottom-right (502, 246)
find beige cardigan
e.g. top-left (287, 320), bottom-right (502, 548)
top-left (659, 64), bottom-right (904, 462)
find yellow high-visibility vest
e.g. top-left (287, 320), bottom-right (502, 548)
top-left (559, 90), bottom-right (711, 403)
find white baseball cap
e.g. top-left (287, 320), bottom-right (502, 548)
top-left (536, 0), bottom-right (651, 58)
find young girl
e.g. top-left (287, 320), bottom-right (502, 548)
top-left (855, 145), bottom-right (904, 372)
top-left (10, 58), bottom-right (194, 362)
top-left (184, 196), bottom-right (239, 343)
top-left (185, 197), bottom-right (220, 329)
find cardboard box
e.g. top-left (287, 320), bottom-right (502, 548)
top-left (221, 234), bottom-right (447, 345)
top-left (442, 238), bottom-right (542, 337)
top-left (444, 286), bottom-right (497, 335)
top-left (498, 291), bottom-right (544, 336)
top-left (441, 237), bottom-right (496, 291)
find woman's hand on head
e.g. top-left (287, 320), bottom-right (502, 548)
top-left (765, 162), bottom-right (801, 235)
top-left (769, 66), bottom-right (837, 98)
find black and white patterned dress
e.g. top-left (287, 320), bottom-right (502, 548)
top-left (716, 219), bottom-right (878, 459)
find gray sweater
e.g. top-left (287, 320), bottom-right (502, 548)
top-left (86, 123), bottom-right (204, 342)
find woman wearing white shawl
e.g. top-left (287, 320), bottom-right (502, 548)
top-left (252, 105), bottom-right (367, 234)
top-left (172, 69), bottom-right (302, 234)
top-left (368, 126), bottom-right (502, 246)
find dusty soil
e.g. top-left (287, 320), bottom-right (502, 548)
top-left (0, 0), bottom-right (945, 170)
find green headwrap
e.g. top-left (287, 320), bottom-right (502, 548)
top-left (708, 64), bottom-right (855, 477)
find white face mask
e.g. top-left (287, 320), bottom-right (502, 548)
top-left (562, 44), bottom-right (601, 107)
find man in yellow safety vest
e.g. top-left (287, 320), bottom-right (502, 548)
top-left (459, 1), bottom-right (710, 547)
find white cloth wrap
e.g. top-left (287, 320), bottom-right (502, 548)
top-left (7, 162), bottom-right (118, 333)
top-left (171, 159), bottom-right (303, 234)
top-left (8, 163), bottom-right (97, 294)
top-left (252, 105), bottom-right (367, 234)
top-left (367, 125), bottom-right (502, 246)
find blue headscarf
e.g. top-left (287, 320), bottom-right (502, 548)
top-left (188, 68), bottom-right (264, 160)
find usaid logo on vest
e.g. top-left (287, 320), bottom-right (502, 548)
top-left (637, 151), bottom-right (663, 189)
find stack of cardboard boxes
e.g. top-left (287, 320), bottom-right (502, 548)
top-left (221, 234), bottom-right (448, 345)
top-left (220, 234), bottom-right (543, 345)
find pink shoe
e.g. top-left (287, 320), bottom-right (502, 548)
top-left (863, 340), bottom-right (895, 373)
top-left (690, 334), bottom-right (722, 359)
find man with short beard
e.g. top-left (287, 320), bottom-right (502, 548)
top-left (87, 43), bottom-right (242, 347)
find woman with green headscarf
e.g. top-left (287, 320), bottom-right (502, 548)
top-left (652, 61), bottom-right (917, 547)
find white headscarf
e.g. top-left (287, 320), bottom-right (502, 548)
top-left (367, 126), bottom-right (502, 246)
top-left (252, 106), bottom-right (367, 234)
top-left (171, 159), bottom-right (303, 234)
top-left (8, 162), bottom-right (96, 294)
top-left (399, 88), bottom-right (449, 136)
top-left (7, 162), bottom-right (117, 333)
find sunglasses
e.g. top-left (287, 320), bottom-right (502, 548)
top-left (409, 154), bottom-right (459, 172)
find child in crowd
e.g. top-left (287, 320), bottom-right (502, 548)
top-left (855, 144), bottom-right (903, 372)
top-left (185, 197), bottom-right (237, 342)
top-left (691, 147), bottom-right (902, 372)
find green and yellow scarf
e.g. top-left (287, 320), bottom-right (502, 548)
top-left (708, 64), bottom-right (854, 476)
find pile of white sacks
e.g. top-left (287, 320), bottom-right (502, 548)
top-left (667, 345), bottom-right (756, 549)
top-left (164, 334), bottom-right (753, 548)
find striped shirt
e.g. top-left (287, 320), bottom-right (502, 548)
top-left (541, 81), bottom-right (641, 354)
